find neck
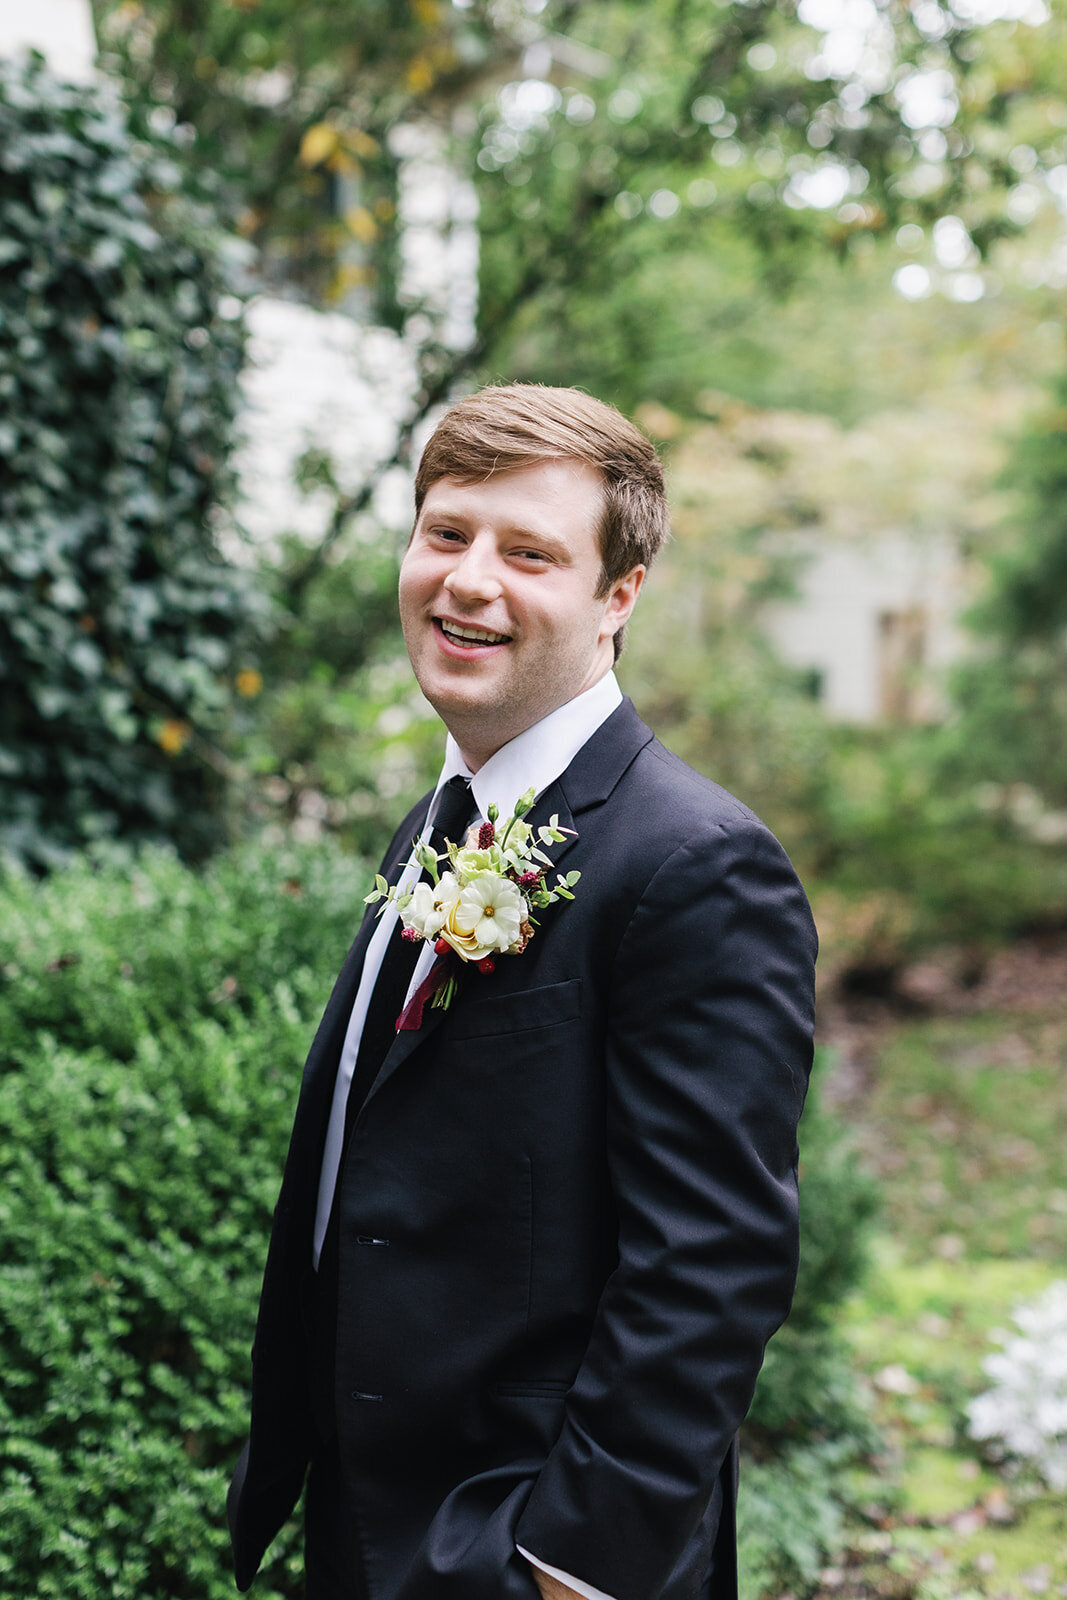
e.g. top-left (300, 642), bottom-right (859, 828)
top-left (448, 661), bottom-right (617, 775)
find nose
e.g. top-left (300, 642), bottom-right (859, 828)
top-left (443, 538), bottom-right (503, 606)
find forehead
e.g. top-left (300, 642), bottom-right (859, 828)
top-left (419, 459), bottom-right (605, 546)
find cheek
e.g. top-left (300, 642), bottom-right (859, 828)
top-left (398, 557), bottom-right (432, 610)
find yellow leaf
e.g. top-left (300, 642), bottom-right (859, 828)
top-left (326, 150), bottom-right (360, 177)
top-left (412, 0), bottom-right (441, 23)
top-left (327, 263), bottom-right (375, 302)
top-left (405, 56), bottom-right (435, 93)
top-left (157, 720), bottom-right (191, 756)
top-left (235, 668), bottom-right (263, 698)
top-left (300, 122), bottom-right (339, 167)
top-left (345, 206), bottom-right (379, 244)
top-left (343, 128), bottom-right (380, 159)
top-left (374, 197), bottom-right (396, 222)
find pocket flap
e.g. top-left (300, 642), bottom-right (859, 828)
top-left (449, 977), bottom-right (583, 1040)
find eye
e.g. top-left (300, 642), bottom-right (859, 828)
top-left (429, 526), bottom-right (465, 544)
top-left (512, 547), bottom-right (551, 564)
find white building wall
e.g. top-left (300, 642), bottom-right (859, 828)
top-left (235, 300), bottom-right (418, 551)
top-left (762, 530), bottom-right (966, 723)
top-left (0, 0), bottom-right (97, 82)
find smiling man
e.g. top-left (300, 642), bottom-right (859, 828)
top-left (228, 385), bottom-right (817, 1600)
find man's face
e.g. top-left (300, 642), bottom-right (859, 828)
top-left (398, 459), bottom-right (644, 769)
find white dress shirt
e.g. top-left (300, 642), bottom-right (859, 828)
top-left (312, 669), bottom-right (624, 1600)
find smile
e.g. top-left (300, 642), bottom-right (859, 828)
top-left (435, 618), bottom-right (512, 648)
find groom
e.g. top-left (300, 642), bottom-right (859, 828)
top-left (228, 385), bottom-right (817, 1600)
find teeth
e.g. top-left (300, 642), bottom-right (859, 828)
top-left (440, 620), bottom-right (510, 645)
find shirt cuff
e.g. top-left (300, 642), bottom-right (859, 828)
top-left (517, 1545), bottom-right (619, 1600)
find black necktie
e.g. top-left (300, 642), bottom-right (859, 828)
top-left (342, 775), bottom-right (474, 1136)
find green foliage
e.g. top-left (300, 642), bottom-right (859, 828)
top-left (811, 729), bottom-right (1067, 974)
top-left (470, 0), bottom-right (1062, 408)
top-left (854, 1009), bottom-right (1067, 1266)
top-left (737, 1439), bottom-right (860, 1600)
top-left (0, 56), bottom-right (259, 870)
top-left (0, 841), bottom-right (372, 1599)
top-left (739, 1054), bottom-right (881, 1596)
top-left (93, 0), bottom-right (507, 302)
top-left (945, 370), bottom-right (1067, 808)
top-left (980, 371), bottom-right (1067, 644)
top-left (235, 535), bottom-right (440, 861)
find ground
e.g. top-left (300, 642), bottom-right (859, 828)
top-left (809, 936), bottom-right (1067, 1600)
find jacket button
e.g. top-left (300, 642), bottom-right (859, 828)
top-left (356, 1235), bottom-right (390, 1246)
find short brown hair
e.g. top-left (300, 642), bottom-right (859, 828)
top-left (414, 384), bottom-right (669, 659)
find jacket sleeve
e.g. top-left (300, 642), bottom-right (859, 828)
top-left (514, 818), bottom-right (817, 1600)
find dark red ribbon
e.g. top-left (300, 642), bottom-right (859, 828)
top-left (396, 954), bottom-right (454, 1032)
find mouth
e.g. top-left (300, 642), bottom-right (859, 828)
top-left (434, 617), bottom-right (513, 651)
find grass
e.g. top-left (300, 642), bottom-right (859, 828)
top-left (855, 1011), bottom-right (1067, 1264)
top-left (812, 1005), bottom-right (1067, 1600)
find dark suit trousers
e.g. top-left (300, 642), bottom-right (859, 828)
top-left (305, 1433), bottom-right (361, 1600)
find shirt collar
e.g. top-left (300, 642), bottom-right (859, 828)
top-left (429, 671), bottom-right (623, 832)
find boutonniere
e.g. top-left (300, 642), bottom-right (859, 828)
top-left (365, 787), bottom-right (580, 1025)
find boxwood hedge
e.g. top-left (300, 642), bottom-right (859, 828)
top-left (0, 842), bottom-right (373, 1599)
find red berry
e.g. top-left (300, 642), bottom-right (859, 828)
top-left (519, 870), bottom-right (540, 888)
top-left (400, 926), bottom-right (420, 942)
top-left (434, 937), bottom-right (451, 956)
top-left (478, 820), bottom-right (495, 848)
top-left (478, 957), bottom-right (496, 975)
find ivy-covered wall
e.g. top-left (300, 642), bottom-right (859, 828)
top-left (0, 56), bottom-right (259, 868)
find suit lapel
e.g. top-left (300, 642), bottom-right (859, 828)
top-left (290, 793), bottom-right (434, 1153)
top-left (358, 699), bottom-right (654, 1113)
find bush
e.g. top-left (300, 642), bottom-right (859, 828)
top-left (739, 1053), bottom-right (881, 1597)
top-left (807, 727), bottom-right (1067, 979)
top-left (0, 56), bottom-right (259, 870)
top-left (0, 842), bottom-right (371, 1599)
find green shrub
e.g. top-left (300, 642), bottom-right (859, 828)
top-left (0, 56), bottom-right (259, 870)
top-left (0, 843), bottom-right (371, 1599)
top-left (739, 1054), bottom-right (881, 1597)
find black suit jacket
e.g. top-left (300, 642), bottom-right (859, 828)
top-left (228, 698), bottom-right (817, 1600)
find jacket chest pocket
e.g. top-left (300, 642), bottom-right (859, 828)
top-left (446, 977), bottom-right (583, 1042)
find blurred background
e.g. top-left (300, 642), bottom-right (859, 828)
top-left (1, 1), bottom-right (1065, 1596)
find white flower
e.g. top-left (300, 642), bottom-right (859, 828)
top-left (400, 872), bottom-right (462, 940)
top-left (437, 872), bottom-right (524, 960)
top-left (401, 882), bottom-right (446, 939)
top-left (967, 1280), bottom-right (1067, 1490)
top-left (435, 871), bottom-right (462, 912)
top-left (458, 873), bottom-right (524, 952)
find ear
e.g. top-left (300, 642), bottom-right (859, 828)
top-left (598, 565), bottom-right (645, 644)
